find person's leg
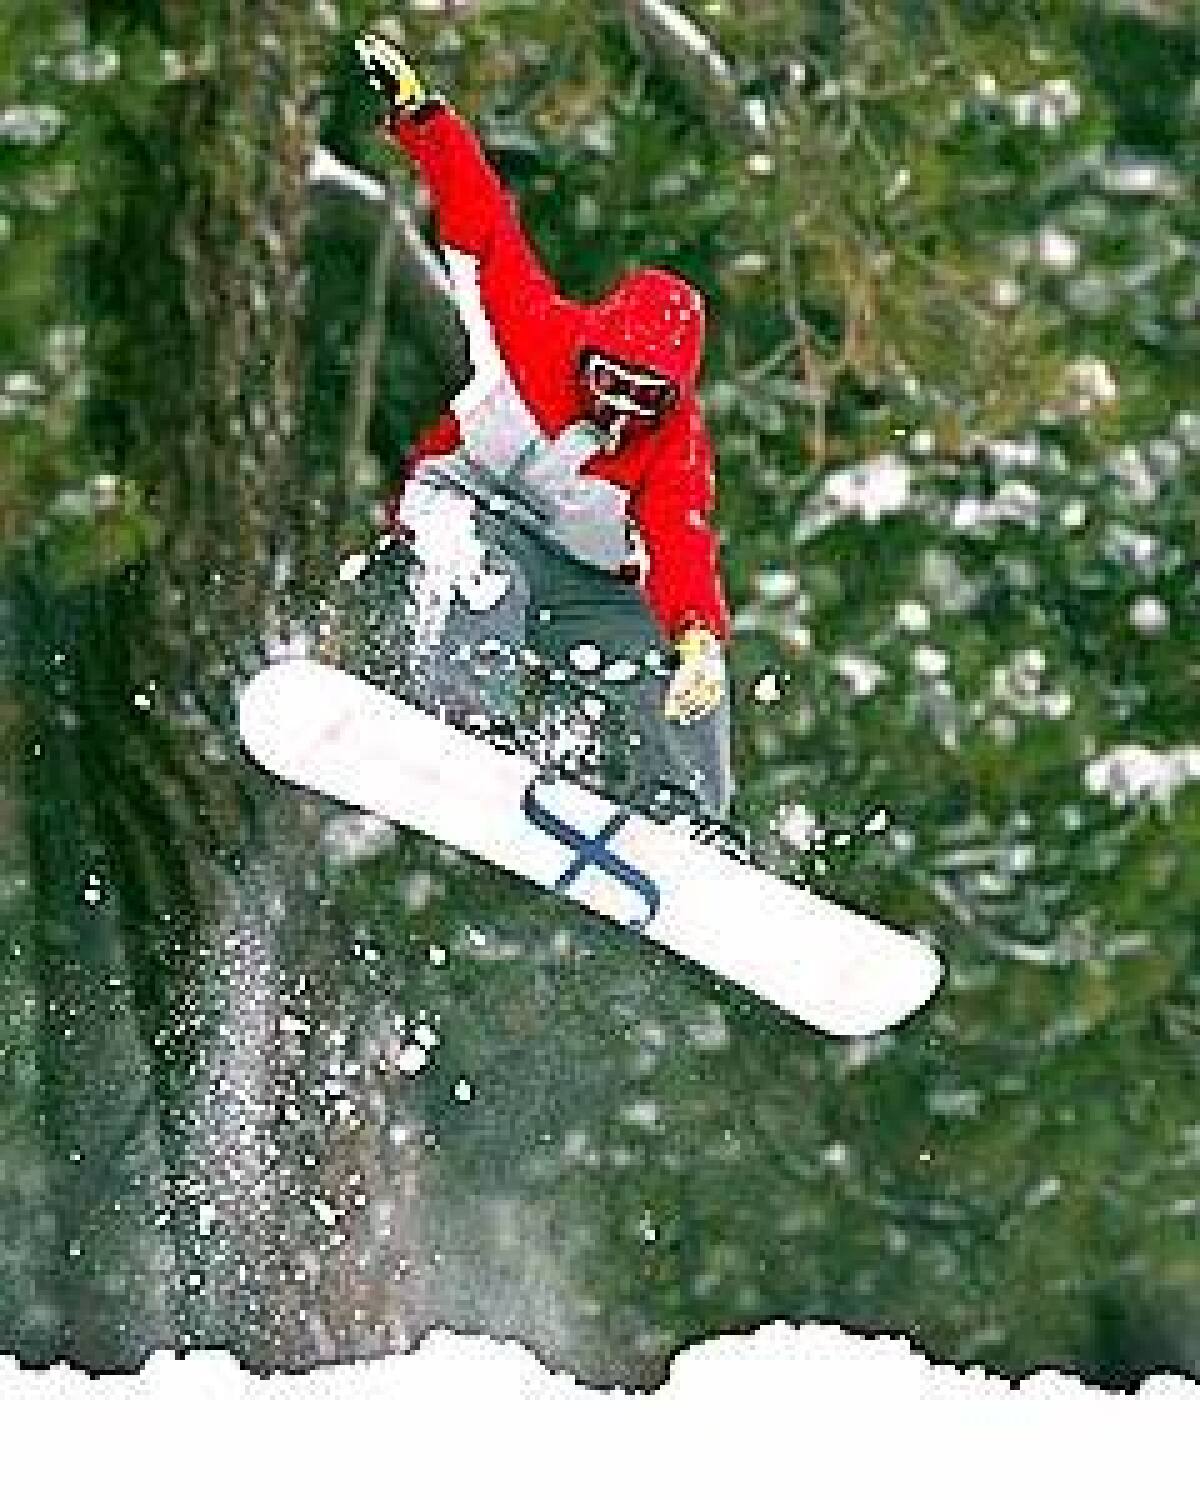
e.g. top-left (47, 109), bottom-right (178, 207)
top-left (523, 547), bottom-right (733, 818)
top-left (664, 686), bottom-right (733, 820)
top-left (396, 494), bottom-right (530, 725)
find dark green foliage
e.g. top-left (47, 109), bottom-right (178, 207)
top-left (1, 0), bottom-right (1198, 1387)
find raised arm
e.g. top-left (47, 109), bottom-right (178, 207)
top-left (386, 104), bottom-right (553, 297)
top-left (356, 31), bottom-right (557, 313)
top-left (357, 34), bottom-right (560, 502)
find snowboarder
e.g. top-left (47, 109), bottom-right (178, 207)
top-left (356, 32), bottom-right (733, 818)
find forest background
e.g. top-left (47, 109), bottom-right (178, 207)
top-left (1, 0), bottom-right (1198, 1387)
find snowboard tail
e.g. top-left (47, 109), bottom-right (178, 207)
top-left (239, 660), bottom-right (942, 1036)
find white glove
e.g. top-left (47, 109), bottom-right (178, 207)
top-left (664, 626), bottom-right (726, 726)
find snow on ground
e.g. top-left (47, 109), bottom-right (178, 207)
top-left (3, 1325), bottom-right (1196, 1500)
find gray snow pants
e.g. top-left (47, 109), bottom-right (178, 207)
top-left (398, 505), bottom-right (733, 819)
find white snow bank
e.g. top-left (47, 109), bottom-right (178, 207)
top-left (3, 1325), bottom-right (1197, 1498)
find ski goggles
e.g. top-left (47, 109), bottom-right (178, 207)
top-left (579, 349), bottom-right (678, 423)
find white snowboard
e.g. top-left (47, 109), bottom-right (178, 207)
top-left (238, 660), bottom-right (942, 1037)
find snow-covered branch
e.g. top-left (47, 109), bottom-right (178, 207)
top-left (618, 0), bottom-right (769, 144)
top-left (308, 147), bottom-right (465, 378)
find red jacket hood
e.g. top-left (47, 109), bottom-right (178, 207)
top-left (582, 269), bottom-right (706, 393)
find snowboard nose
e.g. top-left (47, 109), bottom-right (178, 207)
top-left (239, 657), bottom-right (340, 783)
top-left (829, 927), bottom-right (943, 1037)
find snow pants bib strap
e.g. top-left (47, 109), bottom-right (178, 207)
top-left (507, 421), bottom-right (635, 574)
top-left (447, 355), bottom-right (636, 574)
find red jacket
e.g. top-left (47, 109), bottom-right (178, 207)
top-left (387, 104), bottom-right (730, 642)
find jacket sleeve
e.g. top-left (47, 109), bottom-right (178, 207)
top-left (632, 411), bottom-right (731, 643)
top-left (405, 410), bottom-right (462, 474)
top-left (387, 102), bottom-right (556, 312)
top-left (383, 411), bottom-right (462, 534)
top-left (384, 103), bottom-right (558, 531)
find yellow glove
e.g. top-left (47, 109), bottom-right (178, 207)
top-left (664, 626), bottom-right (726, 726)
top-left (355, 32), bottom-right (428, 117)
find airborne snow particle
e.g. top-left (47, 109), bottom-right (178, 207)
top-left (863, 808), bottom-right (889, 835)
top-left (453, 1078), bottom-right (473, 1103)
top-left (568, 642), bottom-right (602, 673)
top-left (753, 673), bottom-right (782, 704)
top-left (395, 1043), bottom-right (429, 1076)
top-left (309, 1197), bottom-right (338, 1228)
top-left (776, 803), bottom-right (819, 850)
top-left (428, 945), bottom-right (446, 966)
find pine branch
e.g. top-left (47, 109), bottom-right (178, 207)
top-left (308, 148), bottom-right (466, 380)
top-left (342, 172), bottom-right (403, 499)
top-left (617, 0), bottom-right (770, 145)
